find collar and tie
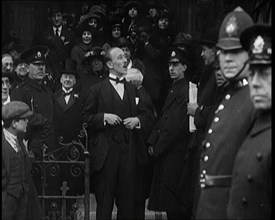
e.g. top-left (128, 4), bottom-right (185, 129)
top-left (109, 77), bottom-right (125, 84)
top-left (63, 90), bottom-right (73, 96)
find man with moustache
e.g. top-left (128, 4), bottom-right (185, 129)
top-left (82, 47), bottom-right (155, 219)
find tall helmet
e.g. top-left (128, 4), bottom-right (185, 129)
top-left (216, 6), bottom-right (254, 50)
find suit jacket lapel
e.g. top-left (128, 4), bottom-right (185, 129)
top-left (2, 133), bottom-right (11, 175)
top-left (124, 82), bottom-right (136, 115)
top-left (55, 90), bottom-right (67, 111)
top-left (64, 93), bottom-right (76, 111)
top-left (101, 79), bottom-right (115, 112)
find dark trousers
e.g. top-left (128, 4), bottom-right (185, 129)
top-left (94, 139), bottom-right (136, 220)
top-left (2, 191), bottom-right (28, 220)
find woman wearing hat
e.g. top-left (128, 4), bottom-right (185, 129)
top-left (71, 22), bottom-right (95, 77)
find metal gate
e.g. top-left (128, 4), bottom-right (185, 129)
top-left (31, 123), bottom-right (90, 220)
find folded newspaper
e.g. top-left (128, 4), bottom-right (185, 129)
top-left (189, 82), bottom-right (197, 132)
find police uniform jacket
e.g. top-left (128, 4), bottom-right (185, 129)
top-left (147, 78), bottom-right (191, 211)
top-left (227, 110), bottom-right (271, 219)
top-left (11, 77), bottom-right (55, 153)
top-left (195, 79), bottom-right (255, 219)
top-left (82, 77), bottom-right (155, 171)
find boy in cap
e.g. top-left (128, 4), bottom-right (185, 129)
top-left (2, 101), bottom-right (33, 220)
top-left (147, 47), bottom-right (192, 220)
top-left (195, 7), bottom-right (256, 219)
top-left (227, 24), bottom-right (271, 220)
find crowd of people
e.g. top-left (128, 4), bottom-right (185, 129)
top-left (2, 1), bottom-right (271, 220)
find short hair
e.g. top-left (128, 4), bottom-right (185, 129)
top-left (2, 53), bottom-right (13, 60)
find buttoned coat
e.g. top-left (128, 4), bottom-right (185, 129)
top-left (227, 111), bottom-right (271, 219)
top-left (147, 78), bottom-right (191, 212)
top-left (195, 81), bottom-right (255, 219)
top-left (82, 78), bottom-right (155, 171)
top-left (11, 77), bottom-right (55, 154)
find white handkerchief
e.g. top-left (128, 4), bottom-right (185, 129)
top-left (135, 97), bottom-right (139, 105)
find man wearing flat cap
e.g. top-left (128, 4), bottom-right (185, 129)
top-left (147, 48), bottom-right (192, 220)
top-left (2, 101), bottom-right (33, 220)
top-left (11, 46), bottom-right (55, 156)
top-left (34, 3), bottom-right (76, 80)
top-left (195, 7), bottom-right (256, 219)
top-left (227, 24), bottom-right (271, 220)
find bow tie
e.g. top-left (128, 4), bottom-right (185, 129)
top-left (63, 90), bottom-right (72, 96)
top-left (109, 77), bottom-right (125, 84)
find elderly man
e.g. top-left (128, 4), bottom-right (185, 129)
top-left (2, 53), bottom-right (14, 74)
top-left (2, 72), bottom-right (13, 105)
top-left (195, 7), bottom-right (256, 219)
top-left (2, 101), bottom-right (33, 220)
top-left (82, 47), bottom-right (155, 219)
top-left (227, 24), bottom-right (271, 220)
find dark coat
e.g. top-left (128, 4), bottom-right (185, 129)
top-left (195, 80), bottom-right (255, 219)
top-left (53, 88), bottom-right (83, 144)
top-left (147, 78), bottom-right (191, 212)
top-left (38, 25), bottom-right (76, 78)
top-left (227, 111), bottom-right (271, 220)
top-left (11, 77), bottom-right (55, 154)
top-left (82, 78), bottom-right (156, 171)
top-left (2, 131), bottom-right (43, 220)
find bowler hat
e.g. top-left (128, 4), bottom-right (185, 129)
top-left (173, 32), bottom-right (193, 48)
top-left (216, 6), bottom-right (254, 50)
top-left (49, 3), bottom-right (63, 16)
top-left (82, 47), bottom-right (105, 65)
top-left (2, 101), bottom-right (33, 121)
top-left (240, 24), bottom-right (271, 65)
top-left (60, 59), bottom-right (78, 76)
top-left (200, 28), bottom-right (219, 46)
top-left (124, 1), bottom-right (142, 13)
top-left (20, 45), bottom-right (48, 64)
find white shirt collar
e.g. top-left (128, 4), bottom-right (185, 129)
top-left (3, 128), bottom-right (19, 152)
top-left (3, 95), bottom-right (10, 106)
top-left (62, 87), bottom-right (73, 93)
top-left (109, 73), bottom-right (124, 81)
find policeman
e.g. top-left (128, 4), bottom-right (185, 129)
top-left (195, 7), bottom-right (255, 219)
top-left (11, 46), bottom-right (55, 155)
top-left (227, 24), bottom-right (271, 219)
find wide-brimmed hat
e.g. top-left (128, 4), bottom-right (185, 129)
top-left (81, 47), bottom-right (105, 65)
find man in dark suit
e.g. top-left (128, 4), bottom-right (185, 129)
top-left (36, 3), bottom-right (76, 83)
top-left (2, 101), bottom-right (34, 220)
top-left (227, 24), bottom-right (271, 220)
top-left (53, 58), bottom-right (83, 218)
top-left (147, 48), bottom-right (192, 220)
top-left (82, 47), bottom-right (155, 219)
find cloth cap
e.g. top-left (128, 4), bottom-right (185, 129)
top-left (20, 45), bottom-right (48, 64)
top-left (2, 101), bottom-right (33, 121)
top-left (216, 6), bottom-right (254, 50)
top-left (240, 24), bottom-right (271, 65)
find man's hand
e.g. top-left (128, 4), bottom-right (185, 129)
top-left (123, 117), bottom-right (139, 130)
top-left (104, 113), bottom-right (122, 126)
top-left (187, 103), bottom-right (198, 116)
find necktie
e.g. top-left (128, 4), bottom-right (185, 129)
top-left (55, 28), bottom-right (59, 37)
top-left (109, 77), bottom-right (125, 84)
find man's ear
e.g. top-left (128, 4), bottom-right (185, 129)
top-left (106, 60), bottom-right (113, 69)
top-left (183, 64), bottom-right (187, 71)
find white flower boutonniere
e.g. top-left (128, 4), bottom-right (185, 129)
top-left (73, 93), bottom-right (79, 99)
top-left (60, 36), bottom-right (65, 42)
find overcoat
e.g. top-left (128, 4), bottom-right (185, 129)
top-left (147, 78), bottom-right (191, 212)
top-left (195, 80), bottom-right (255, 219)
top-left (227, 111), bottom-right (271, 219)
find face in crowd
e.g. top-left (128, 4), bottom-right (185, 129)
top-left (13, 117), bottom-right (29, 133)
top-left (89, 18), bottom-right (98, 29)
top-left (2, 76), bottom-right (11, 103)
top-left (107, 48), bottom-right (128, 77)
top-left (52, 11), bottom-right (63, 27)
top-left (168, 58), bottom-right (186, 82)
top-left (2, 55), bottom-right (14, 73)
top-left (158, 17), bottom-right (169, 30)
top-left (60, 73), bottom-right (76, 90)
top-left (248, 64), bottom-right (271, 110)
top-left (91, 58), bottom-right (104, 74)
top-left (112, 26), bottom-right (122, 39)
top-left (82, 31), bottom-right (92, 44)
top-left (28, 62), bottom-right (46, 82)
top-left (201, 45), bottom-right (216, 66)
top-left (149, 8), bottom-right (158, 18)
top-left (128, 7), bottom-right (138, 18)
top-left (121, 46), bottom-right (131, 64)
top-left (15, 62), bottom-right (29, 78)
top-left (218, 48), bottom-right (249, 80)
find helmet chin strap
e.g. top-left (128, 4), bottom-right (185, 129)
top-left (224, 60), bottom-right (249, 82)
